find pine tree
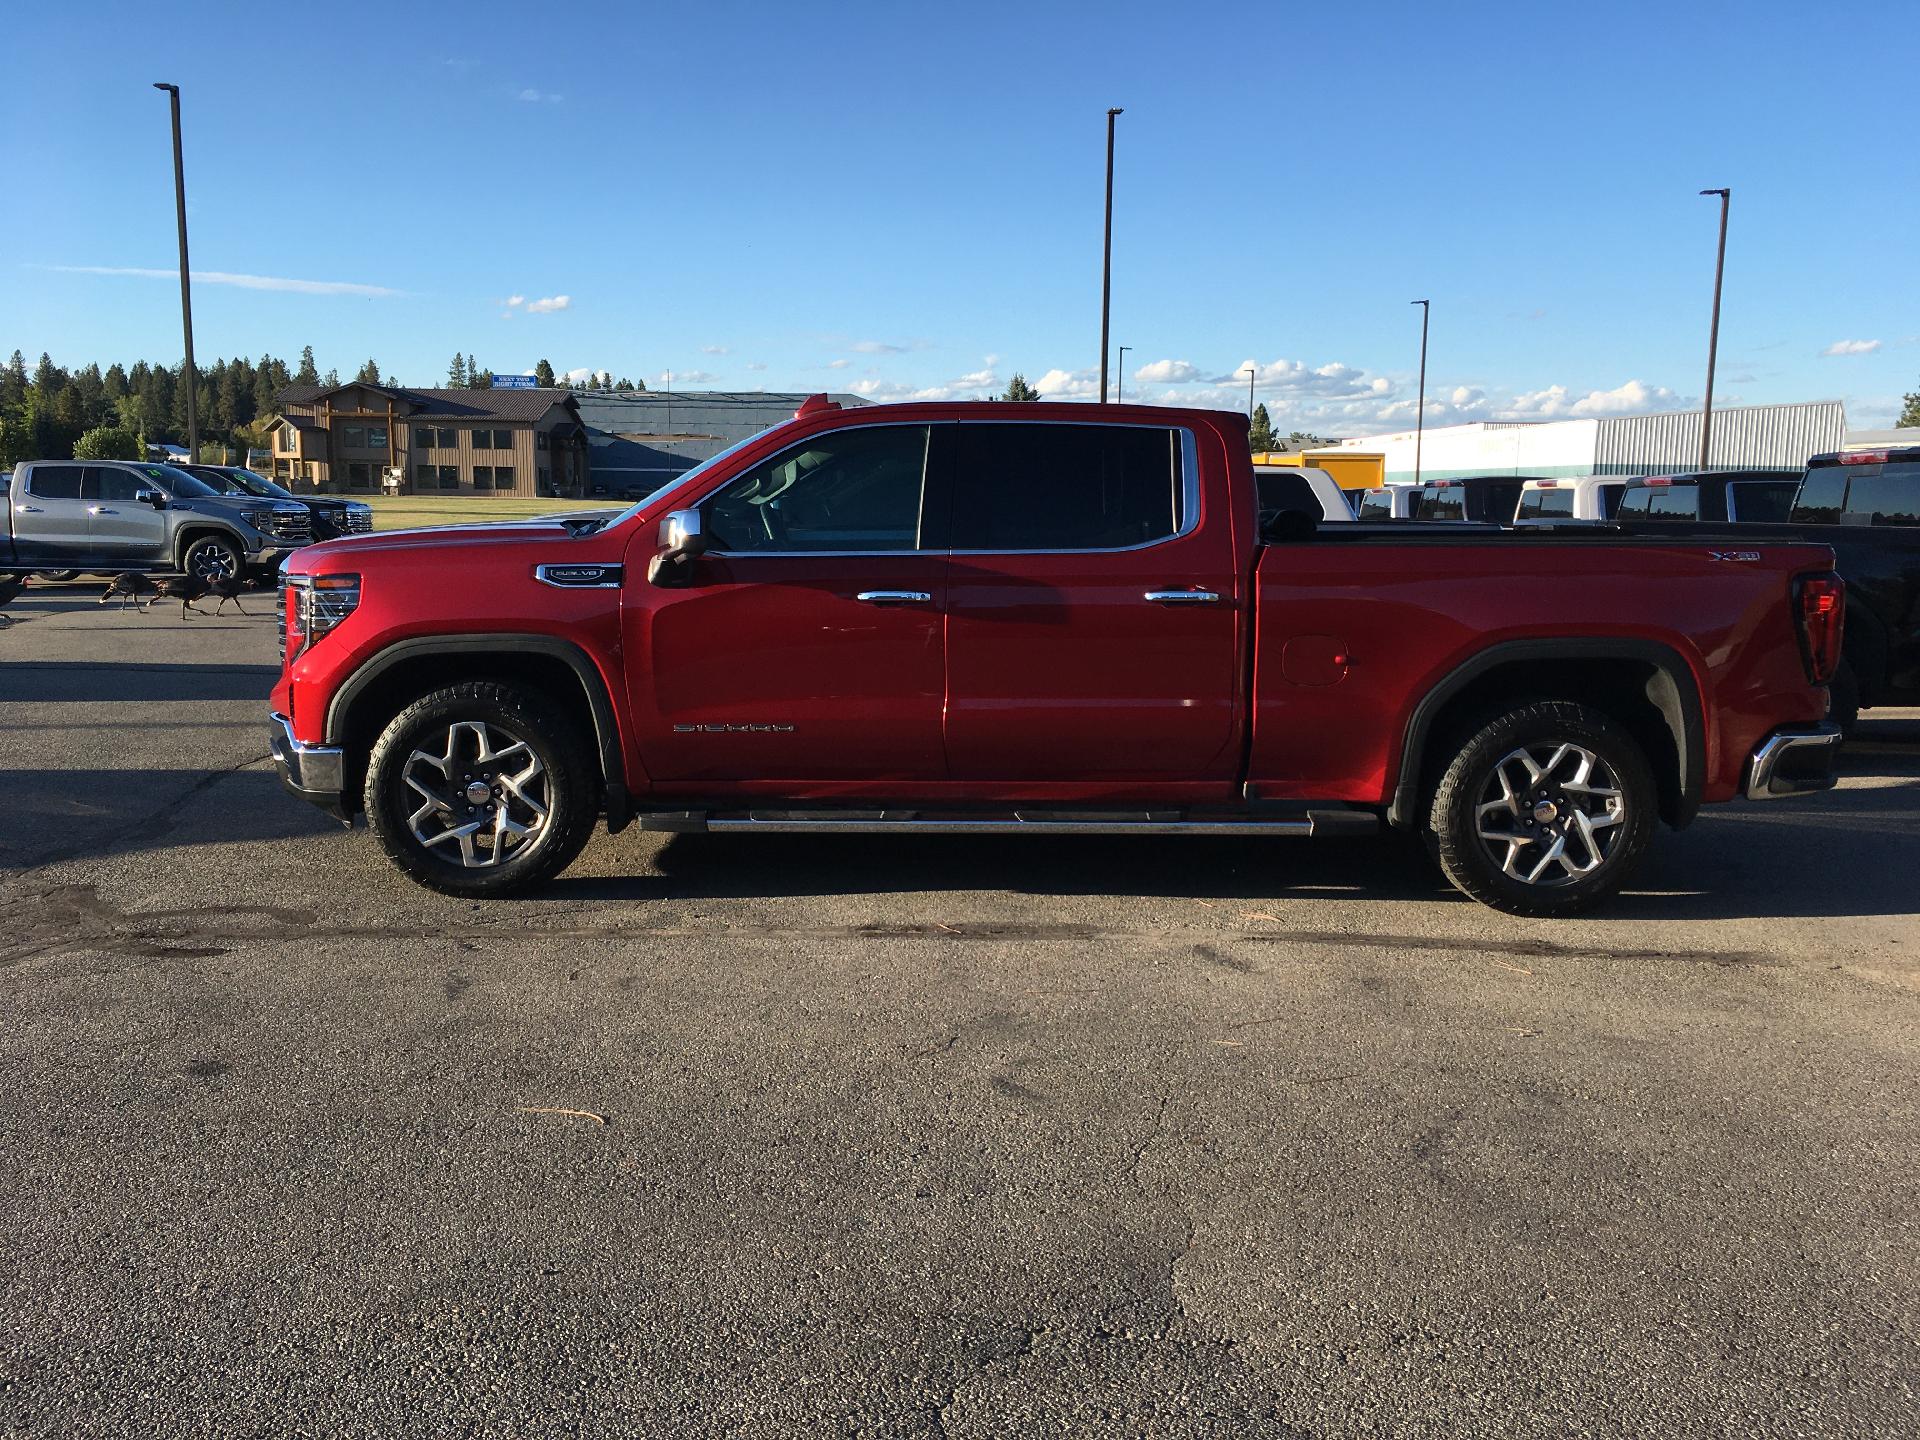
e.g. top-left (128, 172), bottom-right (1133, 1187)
top-left (1248, 402), bottom-right (1278, 454)
top-left (1899, 382), bottom-right (1920, 429)
top-left (466, 354), bottom-right (479, 389)
top-left (295, 346), bottom-right (319, 385)
top-left (355, 357), bottom-right (382, 384)
top-left (449, 353), bottom-right (468, 388)
top-left (1002, 374), bottom-right (1041, 402)
top-left (533, 358), bottom-right (556, 387)
top-left (323, 368), bottom-right (340, 387)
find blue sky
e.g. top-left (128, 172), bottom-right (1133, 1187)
top-left (5, 0), bottom-right (1916, 431)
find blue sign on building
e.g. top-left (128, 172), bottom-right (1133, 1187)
top-left (492, 374), bottom-right (537, 389)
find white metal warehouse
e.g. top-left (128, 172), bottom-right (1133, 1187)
top-left (1321, 400), bottom-right (1844, 482)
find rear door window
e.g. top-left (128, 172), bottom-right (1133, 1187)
top-left (26, 465), bottom-right (84, 500)
top-left (1838, 465), bottom-right (1920, 526)
top-left (951, 423), bottom-right (1181, 551)
top-left (1621, 484), bottom-right (1700, 518)
top-left (1415, 487), bottom-right (1465, 521)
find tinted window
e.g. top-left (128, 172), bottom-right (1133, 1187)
top-left (1517, 488), bottom-right (1573, 518)
top-left (952, 424), bottom-right (1179, 550)
top-left (1839, 465), bottom-right (1920, 527)
top-left (1415, 488), bottom-right (1465, 521)
top-left (1792, 467), bottom-right (1846, 524)
top-left (185, 466), bottom-right (247, 495)
top-left (706, 424), bottom-right (931, 553)
top-left (1355, 490), bottom-right (1393, 520)
top-left (28, 465), bottom-right (84, 500)
top-left (1726, 480), bottom-right (1796, 523)
top-left (92, 467), bottom-right (150, 502)
top-left (1255, 470), bottom-right (1325, 524)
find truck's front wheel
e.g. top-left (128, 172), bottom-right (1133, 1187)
top-left (364, 681), bottom-right (598, 896)
top-left (1427, 701), bottom-right (1656, 916)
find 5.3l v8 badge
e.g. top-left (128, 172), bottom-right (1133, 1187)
top-left (674, 723), bottom-right (797, 733)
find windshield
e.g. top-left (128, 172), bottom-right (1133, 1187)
top-left (231, 468), bottom-right (295, 499)
top-left (604, 422), bottom-right (788, 531)
top-left (185, 466), bottom-right (249, 496)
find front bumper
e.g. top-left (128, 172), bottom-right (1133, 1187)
top-left (270, 711), bottom-right (350, 822)
top-left (1744, 723), bottom-right (1842, 800)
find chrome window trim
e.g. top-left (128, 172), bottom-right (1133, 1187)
top-left (698, 421), bottom-right (1201, 560)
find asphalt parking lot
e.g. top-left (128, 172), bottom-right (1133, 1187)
top-left (1, 581), bottom-right (1915, 1438)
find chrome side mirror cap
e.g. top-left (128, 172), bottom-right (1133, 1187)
top-left (658, 508), bottom-right (705, 553)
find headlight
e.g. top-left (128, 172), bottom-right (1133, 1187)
top-left (240, 508), bottom-right (274, 530)
top-left (282, 573), bottom-right (361, 660)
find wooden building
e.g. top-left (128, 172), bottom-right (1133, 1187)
top-left (266, 383), bottom-right (591, 497)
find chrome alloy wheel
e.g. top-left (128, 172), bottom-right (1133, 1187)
top-left (1473, 741), bottom-right (1626, 888)
top-left (402, 720), bottom-right (549, 868)
top-left (189, 542), bottom-right (240, 582)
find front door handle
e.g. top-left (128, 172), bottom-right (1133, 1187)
top-left (16, 505), bottom-right (43, 513)
top-left (855, 590), bottom-right (933, 605)
top-left (1144, 589), bottom-right (1221, 604)
top-left (89, 506), bottom-right (118, 515)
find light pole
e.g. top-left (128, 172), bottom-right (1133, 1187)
top-left (1099, 107), bottom-right (1123, 403)
top-left (1410, 299), bottom-right (1430, 486)
top-left (1699, 188), bottom-right (1730, 471)
top-left (1244, 367), bottom-right (1256, 418)
top-left (1116, 345), bottom-right (1131, 403)
top-left (153, 82), bottom-right (199, 462)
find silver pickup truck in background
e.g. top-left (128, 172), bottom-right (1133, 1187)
top-left (2, 459), bottom-right (313, 581)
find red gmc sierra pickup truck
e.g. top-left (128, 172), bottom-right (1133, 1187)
top-left (270, 398), bottom-right (1845, 915)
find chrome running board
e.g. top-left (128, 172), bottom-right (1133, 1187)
top-left (638, 807), bottom-right (1378, 837)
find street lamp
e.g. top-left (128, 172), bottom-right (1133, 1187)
top-left (1410, 299), bottom-right (1430, 486)
top-left (1244, 366), bottom-right (1256, 418)
top-left (1699, 188), bottom-right (1731, 471)
top-left (1116, 345), bottom-right (1131, 403)
top-left (1098, 107), bottom-right (1123, 403)
top-left (153, 82), bottom-right (199, 462)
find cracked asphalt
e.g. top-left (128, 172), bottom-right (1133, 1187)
top-left (1, 581), bottom-right (1916, 1438)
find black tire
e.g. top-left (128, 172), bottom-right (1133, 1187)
top-left (1827, 658), bottom-right (1860, 739)
top-left (363, 681), bottom-right (598, 896)
top-left (34, 570), bottom-right (79, 583)
top-left (181, 534), bottom-right (243, 584)
top-left (1426, 700), bottom-right (1657, 917)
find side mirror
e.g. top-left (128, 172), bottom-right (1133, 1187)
top-left (648, 508), bottom-right (710, 588)
top-left (136, 489), bottom-right (167, 509)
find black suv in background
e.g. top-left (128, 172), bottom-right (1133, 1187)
top-left (179, 465), bottom-right (373, 542)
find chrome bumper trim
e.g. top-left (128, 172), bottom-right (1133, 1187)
top-left (1744, 723), bottom-right (1842, 801)
top-left (270, 711), bottom-right (348, 812)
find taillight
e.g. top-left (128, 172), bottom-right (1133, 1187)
top-left (281, 572), bottom-right (361, 663)
top-left (1794, 572), bottom-right (1844, 686)
top-left (1839, 450), bottom-right (1888, 465)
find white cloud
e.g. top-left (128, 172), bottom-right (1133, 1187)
top-left (700, 344), bottom-right (730, 355)
top-left (1503, 378), bottom-right (1685, 418)
top-left (744, 361), bottom-right (768, 372)
top-left (517, 88), bottom-right (563, 104)
top-left (1033, 367), bottom-right (1098, 399)
top-left (826, 359), bottom-right (851, 369)
top-left (44, 264), bottom-right (400, 298)
top-left (562, 367), bottom-right (597, 385)
top-left (950, 367), bottom-right (998, 391)
top-left (1135, 358), bottom-right (1200, 384)
top-left (523, 295), bottom-right (570, 314)
top-left (654, 368), bottom-right (717, 386)
top-left (1823, 338), bottom-right (1881, 357)
top-left (504, 294), bottom-right (526, 308)
top-left (852, 340), bottom-right (908, 355)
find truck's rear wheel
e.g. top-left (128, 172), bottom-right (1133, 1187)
top-left (364, 681), bottom-right (597, 896)
top-left (1427, 700), bottom-right (1656, 916)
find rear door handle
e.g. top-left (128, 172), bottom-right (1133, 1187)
top-left (16, 505), bottom-right (43, 513)
top-left (89, 506), bottom-right (118, 515)
top-left (1144, 589), bottom-right (1221, 604)
top-left (855, 590), bottom-right (933, 605)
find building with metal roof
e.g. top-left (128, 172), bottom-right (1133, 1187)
top-left (1320, 400), bottom-right (1846, 483)
top-left (573, 391), bottom-right (870, 499)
